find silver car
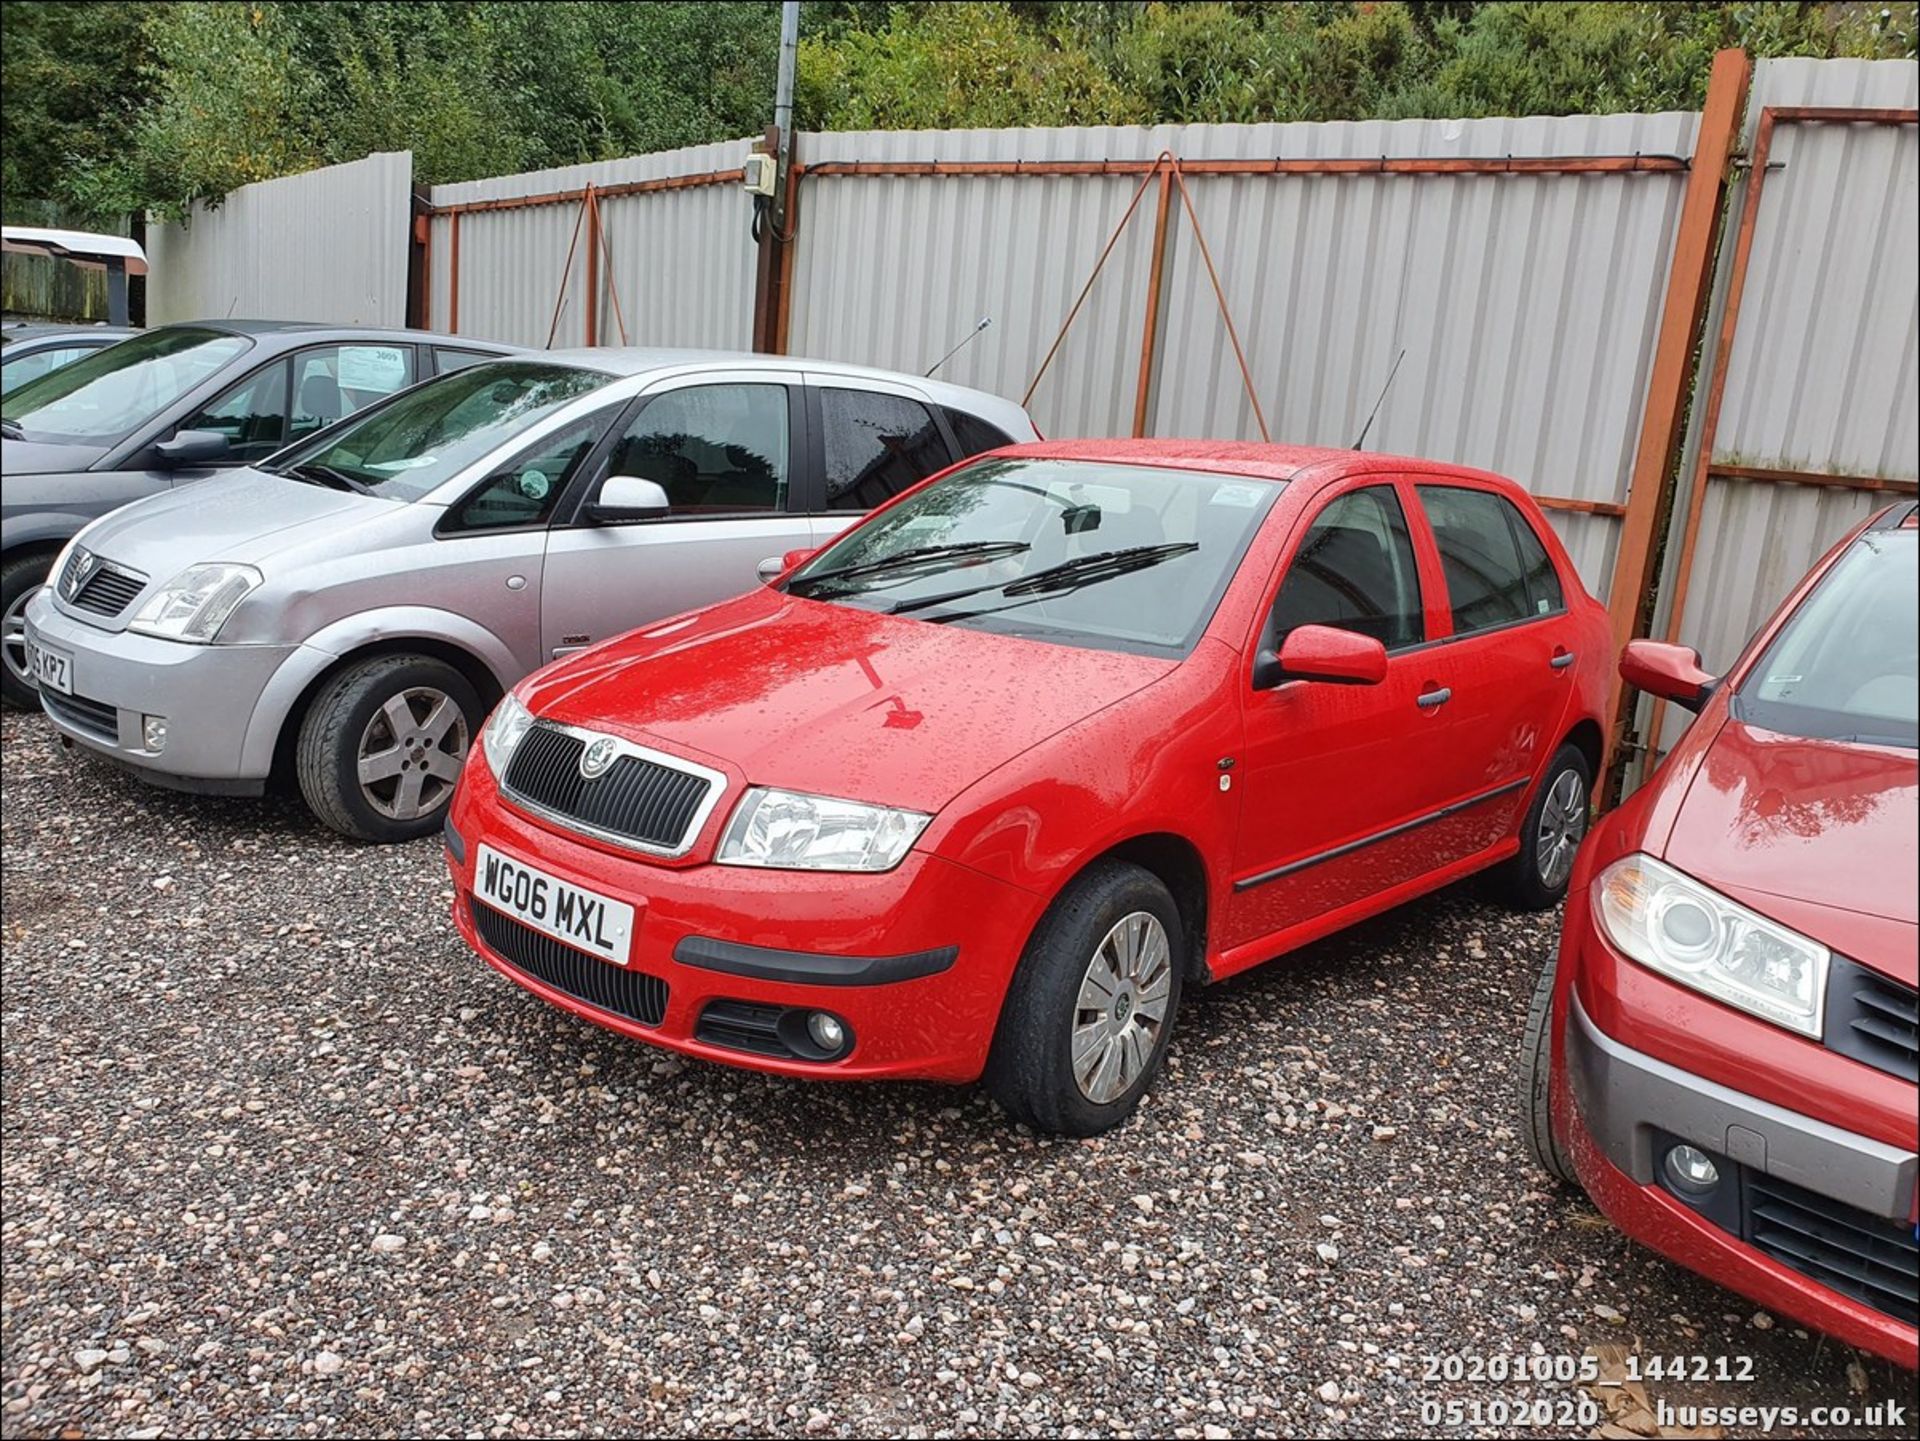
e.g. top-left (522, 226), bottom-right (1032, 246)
top-left (22, 348), bottom-right (1036, 841)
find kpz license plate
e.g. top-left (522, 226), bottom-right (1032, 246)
top-left (473, 843), bottom-right (636, 966)
top-left (26, 640), bottom-right (72, 696)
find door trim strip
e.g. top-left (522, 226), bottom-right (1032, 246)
top-left (1232, 776), bottom-right (1532, 892)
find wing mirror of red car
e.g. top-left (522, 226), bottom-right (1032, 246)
top-left (759, 547), bottom-right (817, 584)
top-left (1252, 624), bottom-right (1390, 690)
top-left (1619, 639), bottom-right (1717, 712)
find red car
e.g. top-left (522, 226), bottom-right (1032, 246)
top-left (1523, 502), bottom-right (1918, 1367)
top-left (446, 439), bottom-right (1610, 1134)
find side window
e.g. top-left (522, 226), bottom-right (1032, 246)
top-left (289, 345), bottom-right (414, 441)
top-left (943, 406), bottom-right (1018, 458)
top-left (1419, 485), bottom-right (1542, 633)
top-left (820, 388), bottom-right (951, 510)
top-left (1271, 486), bottom-right (1424, 649)
top-left (1506, 504), bottom-right (1565, 615)
top-left (1, 346), bottom-right (93, 396)
top-left (441, 415), bottom-right (609, 534)
top-left (434, 346), bottom-right (497, 376)
top-left (181, 359), bottom-right (289, 462)
top-left (602, 384), bottom-right (788, 514)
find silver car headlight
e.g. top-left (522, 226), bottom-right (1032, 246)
top-left (1594, 854), bottom-right (1829, 1038)
top-left (128, 562), bottom-right (263, 643)
top-left (717, 787), bottom-right (931, 872)
top-left (481, 692), bottom-right (534, 777)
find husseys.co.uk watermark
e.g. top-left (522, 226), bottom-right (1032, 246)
top-left (1656, 1398), bottom-right (1910, 1432)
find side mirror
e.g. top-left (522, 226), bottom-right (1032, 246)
top-left (154, 429), bottom-right (232, 468)
top-left (587, 474), bottom-right (671, 525)
top-left (758, 547), bottom-right (816, 584)
top-left (1253, 623), bottom-right (1389, 690)
top-left (1620, 639), bottom-right (1717, 712)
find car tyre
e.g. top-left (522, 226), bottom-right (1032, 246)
top-left (1499, 743), bottom-right (1591, 910)
top-left (1, 551), bottom-right (55, 711)
top-left (984, 860), bottom-right (1185, 1137)
top-left (296, 654), bottom-right (482, 843)
top-left (1519, 954), bottom-right (1576, 1186)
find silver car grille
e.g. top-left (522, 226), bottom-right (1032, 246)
top-left (59, 548), bottom-right (147, 618)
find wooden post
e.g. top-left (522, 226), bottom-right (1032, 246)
top-left (584, 184), bottom-right (599, 347)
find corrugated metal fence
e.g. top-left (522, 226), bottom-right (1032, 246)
top-left (146, 151), bottom-right (412, 326)
top-left (786, 113), bottom-right (1701, 593)
top-left (1638, 58), bottom-right (1920, 774)
top-left (421, 140), bottom-right (754, 351)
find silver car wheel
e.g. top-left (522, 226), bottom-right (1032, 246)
top-left (1536, 768), bottom-right (1587, 890)
top-left (356, 686), bottom-right (468, 821)
top-left (1, 584), bottom-right (37, 689)
top-left (1071, 910), bottom-right (1173, 1105)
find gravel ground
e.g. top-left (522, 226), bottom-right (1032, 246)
top-left (2, 709), bottom-right (1911, 1440)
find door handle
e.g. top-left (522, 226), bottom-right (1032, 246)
top-left (1416, 686), bottom-right (1452, 709)
top-left (1550, 650), bottom-right (1576, 670)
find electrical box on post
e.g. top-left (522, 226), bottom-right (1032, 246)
top-left (742, 153), bottom-right (777, 198)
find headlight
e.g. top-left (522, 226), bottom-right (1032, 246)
top-left (717, 787), bottom-right (930, 872)
top-left (482, 692), bottom-right (534, 777)
top-left (128, 562), bottom-right (262, 642)
top-left (1594, 854), bottom-right (1828, 1038)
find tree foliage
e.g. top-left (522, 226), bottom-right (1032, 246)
top-left (4, 0), bottom-right (1915, 222)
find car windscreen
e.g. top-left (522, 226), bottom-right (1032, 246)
top-left (259, 361), bottom-right (613, 501)
top-left (785, 457), bottom-right (1282, 658)
top-left (1, 326), bottom-right (249, 444)
top-left (1735, 528), bottom-right (1918, 748)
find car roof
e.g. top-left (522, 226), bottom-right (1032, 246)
top-left (159, 320), bottom-right (517, 349)
top-left (991, 437), bottom-right (1522, 488)
top-left (534, 346), bottom-right (1029, 418)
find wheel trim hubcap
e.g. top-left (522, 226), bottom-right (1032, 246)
top-left (1, 585), bottom-right (37, 686)
top-left (1536, 769), bottom-right (1587, 889)
top-left (356, 686), bottom-right (468, 820)
top-left (1071, 910), bottom-right (1172, 1105)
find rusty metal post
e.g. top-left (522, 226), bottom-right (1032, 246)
top-left (448, 211), bottom-right (462, 335)
top-left (584, 184), bottom-right (600, 347)
top-left (1132, 163), bottom-right (1175, 437)
top-left (751, 125), bottom-right (784, 354)
top-left (1599, 47), bottom-right (1751, 800)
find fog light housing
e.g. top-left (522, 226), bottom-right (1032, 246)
top-left (806, 1011), bottom-right (847, 1054)
top-left (1663, 1143), bottom-right (1720, 1195)
top-left (142, 715), bottom-right (168, 752)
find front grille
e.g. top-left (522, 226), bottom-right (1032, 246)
top-left (42, 689), bottom-right (118, 741)
top-left (473, 900), bottom-right (667, 1027)
top-left (696, 999), bottom-right (797, 1059)
top-left (64, 559), bottom-right (146, 617)
top-left (1743, 1170), bottom-right (1919, 1326)
top-left (501, 724), bottom-right (713, 853)
top-left (1824, 957), bottom-right (1918, 1082)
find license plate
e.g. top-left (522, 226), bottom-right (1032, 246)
top-left (473, 843), bottom-right (636, 966)
top-left (25, 640), bottom-right (72, 696)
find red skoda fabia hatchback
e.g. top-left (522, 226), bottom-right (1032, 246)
top-left (447, 439), bottom-right (1610, 1134)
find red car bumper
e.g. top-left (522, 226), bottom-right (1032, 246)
top-left (1553, 892), bottom-right (1919, 1369)
top-left (444, 753), bottom-right (1046, 1084)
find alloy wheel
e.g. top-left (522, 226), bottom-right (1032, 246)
top-left (1536, 768), bottom-right (1587, 890)
top-left (356, 687), bottom-right (468, 821)
top-left (1070, 910), bottom-right (1174, 1104)
top-left (1, 585), bottom-right (38, 690)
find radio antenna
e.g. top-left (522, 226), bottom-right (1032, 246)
top-left (1350, 348), bottom-right (1407, 450)
top-left (925, 316), bottom-right (992, 378)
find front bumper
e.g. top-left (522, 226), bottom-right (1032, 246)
top-left (446, 756), bottom-right (1047, 1084)
top-left (1563, 992), bottom-right (1919, 1367)
top-left (23, 589), bottom-right (298, 793)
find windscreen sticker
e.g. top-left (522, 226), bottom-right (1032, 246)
top-left (365, 455), bottom-right (439, 472)
top-left (1208, 483), bottom-right (1266, 508)
top-left (519, 470), bottom-right (550, 500)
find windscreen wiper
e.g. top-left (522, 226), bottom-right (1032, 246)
top-left (0, 418), bottom-right (24, 440)
top-left (888, 542), bottom-right (1199, 617)
top-left (789, 539), bottom-right (1030, 593)
top-left (278, 462), bottom-right (373, 495)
